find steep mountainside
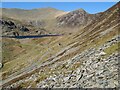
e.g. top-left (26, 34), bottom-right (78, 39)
top-left (1, 2), bottom-right (120, 88)
top-left (56, 9), bottom-right (101, 27)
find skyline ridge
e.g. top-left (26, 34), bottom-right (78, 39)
top-left (1, 2), bottom-right (117, 14)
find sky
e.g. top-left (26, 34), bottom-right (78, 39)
top-left (1, 2), bottom-right (117, 14)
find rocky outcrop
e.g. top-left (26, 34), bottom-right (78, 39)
top-left (20, 26), bottom-right (29, 32)
top-left (1, 18), bottom-right (49, 36)
top-left (0, 19), bottom-right (16, 31)
top-left (56, 9), bottom-right (101, 27)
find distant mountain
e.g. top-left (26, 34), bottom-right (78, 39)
top-left (0, 7), bottom-right (101, 36)
top-left (1, 8), bottom-right (64, 21)
top-left (0, 8), bottom-right (66, 35)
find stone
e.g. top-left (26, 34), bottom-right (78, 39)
top-left (63, 76), bottom-right (70, 82)
top-left (0, 63), bottom-right (3, 69)
top-left (76, 68), bottom-right (81, 75)
top-left (76, 73), bottom-right (83, 81)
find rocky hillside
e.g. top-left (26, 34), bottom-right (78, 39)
top-left (0, 8), bottom-right (66, 35)
top-left (56, 9), bottom-right (101, 27)
top-left (1, 2), bottom-right (120, 89)
top-left (1, 17), bottom-right (50, 36)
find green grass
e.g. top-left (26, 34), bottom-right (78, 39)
top-left (104, 42), bottom-right (119, 56)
